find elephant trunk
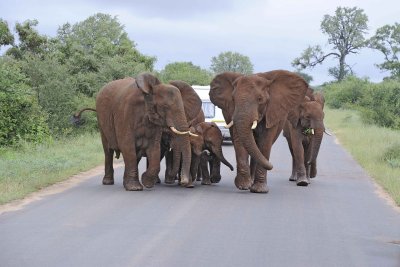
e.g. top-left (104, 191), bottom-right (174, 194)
top-left (212, 146), bottom-right (234, 171)
top-left (234, 116), bottom-right (273, 170)
top-left (307, 128), bottom-right (324, 166)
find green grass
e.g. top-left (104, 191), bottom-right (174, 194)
top-left (0, 132), bottom-right (104, 204)
top-left (325, 108), bottom-right (400, 206)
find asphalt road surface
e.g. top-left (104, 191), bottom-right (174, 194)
top-left (1, 134), bottom-right (399, 267)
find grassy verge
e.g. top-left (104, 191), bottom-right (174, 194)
top-left (0, 132), bottom-right (104, 205)
top-left (325, 108), bottom-right (400, 206)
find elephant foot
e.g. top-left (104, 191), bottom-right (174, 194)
top-left (142, 172), bottom-right (157, 188)
top-left (102, 176), bottom-right (114, 185)
top-left (250, 182), bottom-right (269, 193)
top-left (180, 176), bottom-right (190, 187)
top-left (210, 174), bottom-right (222, 183)
top-left (234, 175), bottom-right (252, 190)
top-left (288, 175), bottom-right (297, 182)
top-left (164, 175), bottom-right (176, 185)
top-left (196, 177), bottom-right (202, 181)
top-left (310, 165), bottom-right (317, 178)
top-left (296, 176), bottom-right (310, 186)
top-left (185, 180), bottom-right (195, 188)
top-left (201, 179), bottom-right (212, 185)
top-left (124, 179), bottom-right (143, 191)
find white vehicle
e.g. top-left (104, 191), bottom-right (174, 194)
top-left (192, 85), bottom-right (231, 140)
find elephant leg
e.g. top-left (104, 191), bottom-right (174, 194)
top-left (210, 156), bottom-right (222, 183)
top-left (232, 128), bottom-right (252, 190)
top-left (200, 151), bottom-right (211, 185)
top-left (310, 160), bottom-right (317, 178)
top-left (291, 133), bottom-right (308, 186)
top-left (249, 136), bottom-right (272, 194)
top-left (189, 153), bottom-right (200, 187)
top-left (142, 145), bottom-right (161, 188)
top-left (287, 142), bottom-right (297, 182)
top-left (164, 150), bottom-right (175, 184)
top-left (196, 164), bottom-right (202, 181)
top-left (121, 149), bottom-right (142, 191)
top-left (100, 133), bottom-right (114, 185)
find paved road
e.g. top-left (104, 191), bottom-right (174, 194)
top-left (1, 134), bottom-right (399, 267)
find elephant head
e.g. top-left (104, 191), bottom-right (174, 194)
top-left (136, 73), bottom-right (200, 186)
top-left (210, 70), bottom-right (308, 171)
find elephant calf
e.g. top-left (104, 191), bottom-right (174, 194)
top-left (189, 122), bottom-right (234, 185)
top-left (283, 91), bottom-right (325, 186)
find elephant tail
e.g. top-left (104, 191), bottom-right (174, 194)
top-left (71, 108), bottom-right (97, 126)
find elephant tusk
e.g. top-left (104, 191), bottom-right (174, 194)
top-left (311, 128), bottom-right (314, 135)
top-left (189, 132), bottom-right (199, 137)
top-left (225, 121), bottom-right (234, 129)
top-left (170, 127), bottom-right (189, 135)
top-left (251, 120), bottom-right (257, 130)
top-left (324, 130), bottom-right (332, 136)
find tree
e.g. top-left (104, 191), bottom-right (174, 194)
top-left (292, 7), bottom-right (368, 81)
top-left (56, 13), bottom-right (156, 96)
top-left (367, 23), bottom-right (400, 78)
top-left (6, 19), bottom-right (48, 59)
top-left (159, 62), bottom-right (212, 85)
top-left (0, 18), bottom-right (14, 47)
top-left (210, 51), bottom-right (254, 74)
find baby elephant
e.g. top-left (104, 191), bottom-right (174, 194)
top-left (190, 122), bottom-right (234, 185)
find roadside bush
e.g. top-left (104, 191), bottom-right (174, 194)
top-left (382, 143), bottom-right (400, 168)
top-left (324, 76), bottom-right (369, 109)
top-left (0, 58), bottom-right (50, 146)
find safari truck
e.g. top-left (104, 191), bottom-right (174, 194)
top-left (192, 85), bottom-right (231, 141)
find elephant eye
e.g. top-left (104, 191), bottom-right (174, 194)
top-left (258, 96), bottom-right (263, 103)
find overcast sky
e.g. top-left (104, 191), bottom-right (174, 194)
top-left (1, 0), bottom-right (399, 85)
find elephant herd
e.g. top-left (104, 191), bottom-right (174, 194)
top-left (74, 70), bottom-right (326, 193)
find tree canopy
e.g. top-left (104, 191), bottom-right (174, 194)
top-left (210, 51), bottom-right (253, 74)
top-left (159, 62), bottom-right (212, 85)
top-left (368, 23), bottom-right (400, 78)
top-left (292, 7), bottom-right (368, 81)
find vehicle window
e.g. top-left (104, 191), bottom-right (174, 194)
top-left (202, 101), bottom-right (215, 118)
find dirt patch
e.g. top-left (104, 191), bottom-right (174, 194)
top-left (373, 180), bottom-right (400, 214)
top-left (0, 162), bottom-right (124, 216)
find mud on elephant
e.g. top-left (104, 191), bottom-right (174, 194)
top-left (86, 73), bottom-right (198, 191)
top-left (283, 91), bottom-right (325, 186)
top-left (209, 70), bottom-right (308, 193)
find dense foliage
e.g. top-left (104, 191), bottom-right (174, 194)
top-left (159, 62), bottom-right (212, 85)
top-left (210, 51), bottom-right (254, 74)
top-left (324, 77), bottom-right (400, 129)
top-left (0, 13), bottom-right (156, 145)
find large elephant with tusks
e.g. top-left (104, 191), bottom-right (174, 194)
top-left (96, 73), bottom-right (200, 191)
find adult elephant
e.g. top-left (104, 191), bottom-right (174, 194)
top-left (283, 91), bottom-right (325, 186)
top-left (160, 80), bottom-right (203, 186)
top-left (96, 73), bottom-right (198, 191)
top-left (209, 70), bottom-right (308, 193)
top-left (190, 122), bottom-right (234, 185)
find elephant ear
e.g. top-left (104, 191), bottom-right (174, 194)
top-left (313, 92), bottom-right (325, 109)
top-left (135, 72), bottom-right (161, 94)
top-left (169, 80), bottom-right (202, 123)
top-left (209, 72), bottom-right (243, 121)
top-left (259, 70), bottom-right (308, 128)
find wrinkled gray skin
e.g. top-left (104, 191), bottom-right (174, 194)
top-left (209, 70), bottom-right (308, 193)
top-left (95, 73), bottom-right (194, 191)
top-left (190, 122), bottom-right (234, 185)
top-left (283, 92), bottom-right (325, 186)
